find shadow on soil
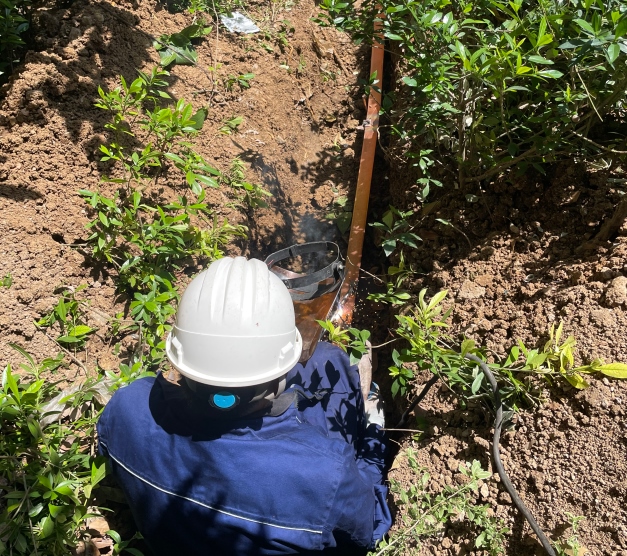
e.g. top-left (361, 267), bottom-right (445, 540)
top-left (0, 183), bottom-right (44, 202)
top-left (0, 0), bottom-right (187, 158)
top-left (395, 161), bottom-right (626, 308)
top-left (234, 149), bottom-right (344, 258)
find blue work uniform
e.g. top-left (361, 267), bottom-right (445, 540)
top-left (97, 342), bottom-right (392, 555)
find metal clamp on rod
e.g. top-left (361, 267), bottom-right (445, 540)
top-left (264, 242), bottom-right (344, 301)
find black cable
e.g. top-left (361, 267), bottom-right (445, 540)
top-left (395, 374), bottom-right (439, 428)
top-left (465, 354), bottom-right (556, 556)
top-left (395, 356), bottom-right (556, 555)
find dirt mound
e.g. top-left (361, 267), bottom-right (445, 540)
top-left (0, 0), bottom-right (364, 370)
top-left (386, 166), bottom-right (627, 554)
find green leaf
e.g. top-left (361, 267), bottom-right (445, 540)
top-left (471, 372), bottom-right (483, 394)
top-left (27, 416), bottom-right (43, 441)
top-left (107, 530), bottom-right (122, 544)
top-left (40, 515), bottom-right (55, 538)
top-left (607, 43), bottom-right (620, 64)
top-left (158, 51), bottom-right (177, 67)
top-left (28, 503), bottom-right (44, 518)
top-left (196, 174), bottom-right (219, 188)
top-left (402, 76), bottom-right (417, 87)
top-left (616, 18), bottom-right (627, 39)
top-left (536, 69), bottom-right (563, 79)
top-left (381, 210), bottom-right (394, 229)
top-left (382, 238), bottom-right (396, 257)
top-left (597, 362), bottom-right (627, 379)
top-left (504, 345), bottom-right (520, 366)
top-left (476, 530), bottom-right (486, 547)
top-left (15, 534), bottom-right (27, 553)
top-left (57, 335), bottom-right (83, 344)
top-left (180, 24), bottom-right (204, 38)
top-left (3, 364), bottom-right (20, 399)
top-left (91, 460), bottom-right (108, 486)
top-left (54, 484), bottom-right (75, 497)
top-left (426, 290), bottom-right (448, 310)
top-left (69, 325), bottom-right (94, 337)
top-left (574, 18), bottom-right (595, 35)
top-left (565, 373), bottom-right (589, 389)
top-left (48, 504), bottom-right (65, 518)
top-left (335, 211), bottom-right (352, 235)
top-left (56, 299), bottom-right (67, 322)
top-left (528, 55), bottom-right (553, 65)
top-left (391, 380), bottom-right (400, 398)
top-left (536, 34), bottom-right (553, 47)
top-left (189, 108), bottom-right (208, 130)
top-left (460, 338), bottom-right (475, 357)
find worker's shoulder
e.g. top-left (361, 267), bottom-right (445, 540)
top-left (105, 376), bottom-right (156, 412)
top-left (270, 414), bottom-right (357, 465)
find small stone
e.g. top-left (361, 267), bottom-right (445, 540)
top-left (480, 246), bottom-right (496, 259)
top-left (86, 516), bottom-right (110, 536)
top-left (590, 308), bottom-right (616, 328)
top-left (454, 473), bottom-right (471, 485)
top-left (498, 491), bottom-right (512, 504)
top-left (458, 280), bottom-right (486, 300)
top-left (570, 270), bottom-right (584, 285)
top-left (605, 276), bottom-right (627, 307)
top-left (593, 267), bottom-right (614, 281)
top-left (480, 484), bottom-right (490, 498)
top-left (477, 318), bottom-right (493, 331)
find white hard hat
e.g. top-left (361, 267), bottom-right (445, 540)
top-left (165, 257), bottom-right (302, 387)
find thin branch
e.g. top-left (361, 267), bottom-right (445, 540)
top-left (381, 428), bottom-right (424, 432)
top-left (464, 146), bottom-right (537, 184)
top-left (370, 338), bottom-right (400, 349)
top-left (576, 67), bottom-right (602, 122)
top-left (571, 131), bottom-right (627, 155)
top-left (35, 325), bottom-right (88, 376)
top-left (358, 266), bottom-right (386, 284)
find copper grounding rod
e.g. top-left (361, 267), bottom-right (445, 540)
top-left (335, 18), bottom-right (385, 326)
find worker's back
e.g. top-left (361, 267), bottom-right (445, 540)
top-left (98, 343), bottom-right (391, 556)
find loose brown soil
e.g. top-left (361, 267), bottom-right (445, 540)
top-left (0, 0), bottom-right (365, 369)
top-left (383, 167), bottom-right (627, 555)
top-left (1, 0), bottom-right (626, 554)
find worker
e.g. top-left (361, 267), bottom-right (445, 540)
top-left (97, 256), bottom-right (391, 555)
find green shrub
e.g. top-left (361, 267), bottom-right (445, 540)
top-left (371, 449), bottom-right (508, 555)
top-left (0, 349), bottom-right (109, 555)
top-left (319, 0), bottom-right (627, 191)
top-left (82, 67), bottom-right (247, 369)
top-left (0, 0), bottom-right (30, 77)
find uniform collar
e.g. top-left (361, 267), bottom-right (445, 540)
top-left (150, 374), bottom-right (300, 437)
